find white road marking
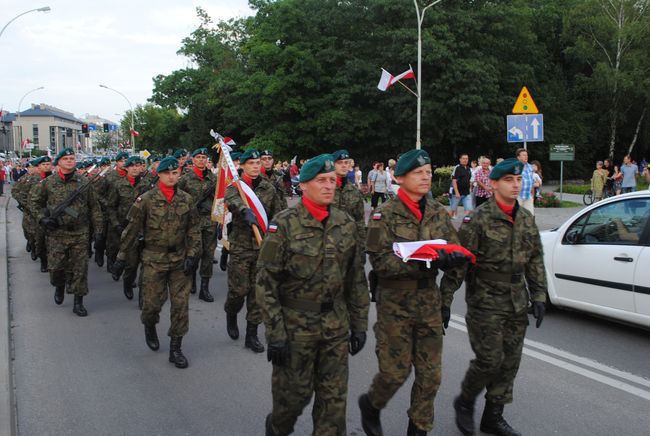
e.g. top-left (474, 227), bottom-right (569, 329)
top-left (448, 318), bottom-right (650, 401)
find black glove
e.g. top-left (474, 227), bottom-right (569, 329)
top-left (112, 259), bottom-right (126, 281)
top-left (532, 301), bottom-right (546, 328)
top-left (267, 342), bottom-right (290, 366)
top-left (215, 223), bottom-right (223, 240)
top-left (39, 217), bottom-right (59, 231)
top-left (115, 225), bottom-right (125, 235)
top-left (433, 250), bottom-right (469, 270)
top-left (183, 256), bottom-right (196, 276)
top-left (243, 208), bottom-right (260, 227)
top-left (349, 331), bottom-right (366, 356)
top-left (94, 234), bottom-right (105, 252)
top-left (441, 306), bottom-right (451, 329)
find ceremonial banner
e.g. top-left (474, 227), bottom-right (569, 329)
top-left (377, 67), bottom-right (416, 91)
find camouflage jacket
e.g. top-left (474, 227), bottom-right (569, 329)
top-left (12, 173), bottom-right (39, 209)
top-left (31, 171), bottom-right (103, 237)
top-left (117, 186), bottom-right (201, 265)
top-left (261, 168), bottom-right (288, 209)
top-left (367, 196), bottom-right (463, 308)
top-left (256, 202), bottom-right (369, 343)
top-left (333, 178), bottom-right (366, 248)
top-left (91, 172), bottom-right (111, 211)
top-left (441, 198), bottom-right (547, 313)
top-left (139, 171), bottom-right (159, 193)
top-left (107, 175), bottom-right (144, 229)
top-left (225, 176), bottom-right (284, 254)
top-left (177, 168), bottom-right (217, 229)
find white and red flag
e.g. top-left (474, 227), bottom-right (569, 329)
top-left (130, 128), bottom-right (140, 137)
top-left (393, 240), bottom-right (476, 268)
top-left (223, 137), bottom-right (236, 146)
top-left (377, 67), bottom-right (416, 91)
top-left (238, 181), bottom-right (268, 233)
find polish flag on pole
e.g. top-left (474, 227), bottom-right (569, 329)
top-left (238, 181), bottom-right (268, 233)
top-left (393, 240), bottom-right (476, 268)
top-left (223, 137), bottom-right (236, 147)
top-left (130, 128), bottom-right (140, 137)
top-left (377, 67), bottom-right (416, 91)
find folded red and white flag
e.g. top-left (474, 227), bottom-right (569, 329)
top-left (393, 240), bottom-right (476, 268)
top-left (377, 67), bottom-right (416, 91)
top-left (237, 180), bottom-right (268, 233)
top-left (130, 128), bottom-right (140, 137)
top-left (223, 137), bottom-right (236, 146)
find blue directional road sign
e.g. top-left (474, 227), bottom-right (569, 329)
top-left (506, 114), bottom-right (544, 143)
top-left (88, 124), bottom-right (97, 131)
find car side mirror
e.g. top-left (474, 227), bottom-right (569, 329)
top-left (565, 229), bottom-right (580, 244)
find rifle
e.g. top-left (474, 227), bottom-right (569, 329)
top-left (44, 165), bottom-right (111, 222)
top-left (139, 174), bottom-right (159, 195)
top-left (194, 179), bottom-right (217, 214)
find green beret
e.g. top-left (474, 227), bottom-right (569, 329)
top-left (124, 156), bottom-right (141, 167)
top-left (40, 156), bottom-right (52, 164)
top-left (151, 155), bottom-right (161, 163)
top-left (240, 149), bottom-right (261, 164)
top-left (99, 157), bottom-right (111, 166)
top-left (31, 157), bottom-right (42, 166)
top-left (186, 158), bottom-right (193, 165)
top-left (394, 149), bottom-right (431, 176)
top-left (260, 149), bottom-right (273, 157)
top-left (299, 154), bottom-right (335, 182)
top-left (55, 148), bottom-right (75, 165)
top-left (489, 158), bottom-right (524, 180)
top-left (157, 157), bottom-right (179, 173)
top-left (331, 149), bottom-right (350, 161)
top-left (230, 151), bottom-right (241, 161)
top-left (192, 148), bottom-right (208, 157)
top-left (115, 151), bottom-right (129, 161)
top-left (173, 149), bottom-right (187, 159)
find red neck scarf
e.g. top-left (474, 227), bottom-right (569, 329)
top-left (243, 174), bottom-right (254, 188)
top-left (151, 169), bottom-right (157, 177)
top-left (261, 167), bottom-right (268, 177)
top-left (336, 177), bottom-right (343, 188)
top-left (397, 189), bottom-right (423, 221)
top-left (127, 176), bottom-right (136, 186)
top-left (58, 169), bottom-right (69, 181)
top-left (193, 166), bottom-right (205, 180)
top-left (117, 168), bottom-right (127, 177)
top-left (40, 171), bottom-right (47, 179)
top-left (159, 181), bottom-right (175, 203)
top-left (302, 196), bottom-right (329, 222)
top-left (496, 198), bottom-right (515, 222)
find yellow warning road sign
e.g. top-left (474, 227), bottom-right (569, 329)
top-left (140, 149), bottom-right (151, 159)
top-left (512, 86), bottom-right (539, 114)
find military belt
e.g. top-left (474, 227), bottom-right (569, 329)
top-left (475, 270), bottom-right (523, 284)
top-left (377, 277), bottom-right (433, 290)
top-left (143, 244), bottom-right (178, 253)
top-left (280, 297), bottom-right (334, 313)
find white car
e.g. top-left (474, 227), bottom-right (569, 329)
top-left (540, 190), bottom-right (650, 328)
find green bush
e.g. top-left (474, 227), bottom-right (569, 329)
top-left (434, 166), bottom-right (454, 179)
top-left (436, 195), bottom-right (450, 206)
top-left (535, 192), bottom-right (561, 208)
top-left (559, 184), bottom-right (591, 194)
top-left (431, 184), bottom-right (449, 198)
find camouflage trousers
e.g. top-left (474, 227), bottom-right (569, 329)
top-left (140, 261), bottom-right (191, 337)
top-left (22, 212), bottom-right (37, 248)
top-left (106, 225), bottom-right (121, 262)
top-left (224, 251), bottom-right (262, 324)
top-left (460, 308), bottom-right (528, 405)
top-left (198, 225), bottom-right (219, 278)
top-left (269, 335), bottom-right (349, 436)
top-left (47, 233), bottom-right (89, 296)
top-left (367, 287), bottom-right (443, 432)
top-left (34, 226), bottom-right (47, 260)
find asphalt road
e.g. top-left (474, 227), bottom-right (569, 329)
top-left (7, 198), bottom-right (650, 436)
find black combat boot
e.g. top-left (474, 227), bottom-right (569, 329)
top-left (138, 288), bottom-right (143, 310)
top-left (106, 256), bottom-right (114, 274)
top-left (26, 241), bottom-right (32, 252)
top-left (358, 394), bottom-right (383, 436)
top-left (190, 271), bottom-right (197, 294)
top-left (169, 337), bottom-right (188, 368)
top-left (407, 418), bottom-right (427, 436)
top-left (198, 277), bottom-right (214, 302)
top-left (30, 249), bottom-right (38, 261)
top-left (480, 402), bottom-right (521, 436)
top-left (95, 248), bottom-right (104, 267)
top-left (226, 312), bottom-right (239, 340)
top-left (265, 413), bottom-right (284, 436)
top-left (245, 322), bottom-right (265, 353)
top-left (219, 248), bottom-right (228, 271)
top-left (73, 296), bottom-right (88, 317)
top-left (454, 395), bottom-right (476, 435)
top-left (40, 256), bottom-right (48, 273)
top-left (144, 324), bottom-right (159, 351)
top-left (54, 285), bottom-right (65, 305)
top-left (123, 280), bottom-right (134, 300)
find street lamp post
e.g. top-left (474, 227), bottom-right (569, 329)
top-left (16, 86), bottom-right (45, 158)
top-left (414, 0), bottom-right (443, 150)
top-left (0, 7), bottom-right (51, 40)
top-left (99, 84), bottom-right (134, 150)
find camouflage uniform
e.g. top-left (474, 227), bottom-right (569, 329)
top-left (105, 169), bottom-right (127, 267)
top-left (442, 198), bottom-right (547, 405)
top-left (333, 177), bottom-right (366, 250)
top-left (13, 173), bottom-right (40, 251)
top-left (262, 168), bottom-right (288, 209)
top-left (224, 177), bottom-right (284, 324)
top-left (116, 186), bottom-right (201, 337)
top-left (91, 169), bottom-right (111, 265)
top-left (364, 196), bottom-right (462, 432)
top-left (32, 171), bottom-right (104, 297)
top-left (256, 202), bottom-right (369, 435)
top-left (28, 173), bottom-right (51, 266)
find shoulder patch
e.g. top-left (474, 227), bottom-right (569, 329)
top-left (463, 215), bottom-right (472, 223)
top-left (136, 197), bottom-right (142, 203)
top-left (372, 212), bottom-right (382, 220)
top-left (268, 223), bottom-right (278, 233)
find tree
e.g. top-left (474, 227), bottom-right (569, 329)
top-left (120, 104), bottom-right (185, 153)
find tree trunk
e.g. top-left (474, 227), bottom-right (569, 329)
top-left (627, 106), bottom-right (647, 155)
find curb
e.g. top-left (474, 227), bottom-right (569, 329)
top-left (0, 188), bottom-right (17, 436)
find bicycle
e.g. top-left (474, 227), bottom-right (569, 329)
top-left (583, 189), bottom-right (594, 205)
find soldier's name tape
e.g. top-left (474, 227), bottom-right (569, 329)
top-left (448, 314), bottom-right (650, 401)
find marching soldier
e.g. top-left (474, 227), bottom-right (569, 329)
top-left (32, 148), bottom-right (104, 317)
top-left (260, 149), bottom-right (288, 208)
top-left (113, 157), bottom-right (201, 368)
top-left (358, 149), bottom-right (468, 436)
top-left (29, 156), bottom-right (54, 272)
top-left (107, 156), bottom-right (145, 300)
top-left (257, 154), bottom-right (369, 436)
top-left (140, 156), bottom-right (161, 188)
top-left (224, 149), bottom-right (284, 353)
top-left (105, 151), bottom-right (130, 273)
top-left (13, 159), bottom-right (40, 258)
top-left (332, 149), bottom-right (367, 248)
top-left (443, 158), bottom-right (547, 436)
top-left (177, 147), bottom-right (217, 302)
top-left (92, 157), bottom-right (112, 267)
top-left (218, 151), bottom-right (242, 272)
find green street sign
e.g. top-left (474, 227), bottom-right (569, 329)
top-left (549, 144), bottom-right (575, 161)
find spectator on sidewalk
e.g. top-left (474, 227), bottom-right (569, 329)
top-left (612, 165), bottom-right (623, 195)
top-left (531, 160), bottom-right (543, 199)
top-left (369, 162), bottom-right (390, 209)
top-left (621, 155), bottom-right (638, 194)
top-left (516, 148), bottom-right (535, 215)
top-left (450, 153), bottom-right (473, 218)
top-left (474, 157), bottom-right (493, 207)
top-left (0, 160), bottom-right (5, 195)
top-left (591, 161), bottom-right (608, 202)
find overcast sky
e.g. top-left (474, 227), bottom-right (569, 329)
top-left (0, 0), bottom-right (253, 123)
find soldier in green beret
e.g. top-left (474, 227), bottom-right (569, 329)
top-left (29, 156), bottom-right (54, 272)
top-left (217, 150), bottom-right (243, 272)
top-left (105, 151), bottom-right (130, 273)
top-left (443, 158), bottom-right (547, 436)
top-left (13, 160), bottom-right (40, 256)
top-left (332, 149), bottom-right (367, 255)
top-left (257, 153), bottom-right (369, 436)
top-left (113, 157), bottom-right (201, 368)
top-left (31, 148), bottom-right (104, 316)
top-left (224, 149), bottom-right (284, 353)
top-left (259, 149), bottom-right (288, 208)
top-left (358, 149), bottom-right (470, 436)
top-left (176, 147), bottom-right (218, 302)
top-left (92, 157), bottom-right (113, 267)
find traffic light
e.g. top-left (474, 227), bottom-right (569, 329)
top-left (81, 123), bottom-right (88, 134)
top-left (103, 123), bottom-right (109, 133)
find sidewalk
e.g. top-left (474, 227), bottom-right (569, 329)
top-left (0, 186), bottom-right (16, 436)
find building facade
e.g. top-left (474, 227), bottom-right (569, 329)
top-left (11, 103), bottom-right (84, 156)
